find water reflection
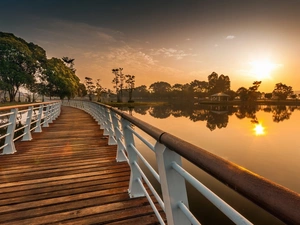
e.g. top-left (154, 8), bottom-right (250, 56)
top-left (129, 103), bottom-right (300, 131)
top-left (253, 123), bottom-right (266, 136)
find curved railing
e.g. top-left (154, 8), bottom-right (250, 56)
top-left (0, 101), bottom-right (61, 154)
top-left (64, 100), bottom-right (300, 225)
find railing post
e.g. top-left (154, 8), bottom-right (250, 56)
top-left (155, 142), bottom-right (190, 225)
top-left (53, 102), bottom-right (61, 120)
top-left (43, 105), bottom-right (50, 127)
top-left (111, 111), bottom-right (126, 162)
top-left (22, 106), bottom-right (33, 141)
top-left (121, 118), bottom-right (144, 198)
top-left (34, 104), bottom-right (44, 132)
top-left (98, 106), bottom-right (107, 130)
top-left (102, 108), bottom-right (111, 136)
top-left (105, 108), bottom-right (117, 145)
top-left (3, 108), bottom-right (18, 154)
top-left (48, 104), bottom-right (54, 123)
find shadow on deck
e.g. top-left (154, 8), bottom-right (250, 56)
top-left (0, 106), bottom-right (163, 225)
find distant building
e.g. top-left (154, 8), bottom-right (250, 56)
top-left (210, 92), bottom-right (230, 101)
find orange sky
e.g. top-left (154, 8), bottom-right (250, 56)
top-left (1, 0), bottom-right (300, 93)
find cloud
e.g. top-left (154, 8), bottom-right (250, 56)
top-left (226, 35), bottom-right (235, 40)
top-left (151, 47), bottom-right (196, 60)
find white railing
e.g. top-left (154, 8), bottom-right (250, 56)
top-left (64, 100), bottom-right (299, 225)
top-left (0, 101), bottom-right (61, 154)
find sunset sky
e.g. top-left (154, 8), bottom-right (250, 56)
top-left (1, 0), bottom-right (300, 92)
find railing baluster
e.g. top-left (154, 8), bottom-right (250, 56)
top-left (43, 105), bottom-right (50, 127)
top-left (121, 118), bottom-right (145, 198)
top-left (111, 111), bottom-right (127, 162)
top-left (105, 108), bottom-right (117, 145)
top-left (34, 105), bottom-right (44, 132)
top-left (22, 106), bottom-right (33, 141)
top-left (155, 142), bottom-right (190, 225)
top-left (3, 108), bottom-right (18, 154)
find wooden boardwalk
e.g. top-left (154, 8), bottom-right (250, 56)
top-left (0, 106), bottom-right (163, 225)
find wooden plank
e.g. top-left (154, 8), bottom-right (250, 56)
top-left (0, 106), bottom-right (165, 224)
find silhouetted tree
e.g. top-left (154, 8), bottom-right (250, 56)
top-left (85, 77), bottom-right (95, 101)
top-left (95, 79), bottom-right (103, 102)
top-left (236, 87), bottom-right (248, 101)
top-left (208, 72), bottom-right (231, 94)
top-left (189, 80), bottom-right (209, 97)
top-left (125, 74), bottom-right (135, 102)
top-left (272, 83), bottom-right (293, 100)
top-left (265, 93), bottom-right (272, 99)
top-left (133, 85), bottom-right (149, 99)
top-left (272, 105), bottom-right (292, 122)
top-left (149, 81), bottom-right (171, 98)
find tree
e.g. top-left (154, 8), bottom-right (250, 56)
top-left (265, 93), bottom-right (273, 99)
top-left (85, 77), bottom-right (95, 101)
top-left (207, 72), bottom-right (231, 94)
top-left (236, 81), bottom-right (261, 102)
top-left (236, 87), bottom-right (248, 101)
top-left (77, 83), bottom-right (87, 97)
top-left (112, 68), bottom-right (121, 102)
top-left (149, 81), bottom-right (171, 98)
top-left (272, 83), bottom-right (293, 100)
top-left (95, 79), bottom-right (103, 102)
top-left (208, 72), bottom-right (218, 94)
top-left (118, 68), bottom-right (125, 101)
top-left (0, 32), bottom-right (47, 101)
top-left (125, 74), bottom-right (135, 102)
top-left (189, 80), bottom-right (208, 97)
top-left (62, 56), bottom-right (76, 72)
top-left (133, 85), bottom-right (149, 99)
top-left (247, 81), bottom-right (261, 101)
top-left (42, 57), bottom-right (80, 100)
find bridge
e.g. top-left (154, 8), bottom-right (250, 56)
top-left (0, 100), bottom-right (299, 225)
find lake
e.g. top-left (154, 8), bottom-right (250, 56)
top-left (124, 103), bottom-right (300, 225)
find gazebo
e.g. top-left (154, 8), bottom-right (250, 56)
top-left (210, 92), bottom-right (230, 101)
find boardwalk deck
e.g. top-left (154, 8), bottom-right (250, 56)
top-left (0, 106), bottom-right (163, 225)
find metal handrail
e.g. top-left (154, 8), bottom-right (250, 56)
top-left (64, 100), bottom-right (300, 225)
top-left (0, 101), bottom-right (61, 154)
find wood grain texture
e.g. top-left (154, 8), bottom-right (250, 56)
top-left (0, 106), bottom-right (165, 224)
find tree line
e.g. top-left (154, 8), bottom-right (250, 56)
top-left (0, 32), bottom-right (85, 102)
top-left (0, 32), bottom-right (296, 103)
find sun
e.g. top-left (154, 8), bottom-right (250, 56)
top-left (249, 59), bottom-right (278, 80)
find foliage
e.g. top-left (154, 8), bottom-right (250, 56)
top-left (272, 83), bottom-right (293, 100)
top-left (125, 74), bottom-right (135, 102)
top-left (77, 83), bottom-right (87, 97)
top-left (236, 87), bottom-right (248, 101)
top-left (112, 68), bottom-right (125, 102)
top-left (62, 56), bottom-right (76, 72)
top-left (95, 79), bottom-right (103, 102)
top-left (265, 93), bottom-right (273, 99)
top-left (133, 85), bottom-right (149, 98)
top-left (208, 72), bottom-right (230, 94)
top-left (149, 81), bottom-right (171, 98)
top-left (236, 81), bottom-right (261, 102)
top-left (85, 77), bottom-right (95, 101)
top-left (42, 57), bottom-right (80, 99)
top-left (0, 32), bottom-right (47, 102)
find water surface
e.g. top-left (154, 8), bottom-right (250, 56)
top-left (126, 103), bottom-right (300, 224)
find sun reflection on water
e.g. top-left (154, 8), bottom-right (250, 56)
top-left (253, 123), bottom-right (266, 136)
